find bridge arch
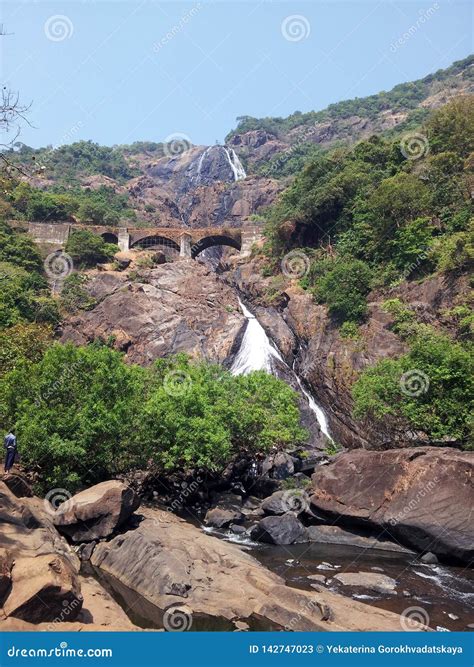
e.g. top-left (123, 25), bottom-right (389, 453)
top-left (101, 232), bottom-right (119, 245)
top-left (130, 235), bottom-right (180, 253)
top-left (191, 235), bottom-right (241, 259)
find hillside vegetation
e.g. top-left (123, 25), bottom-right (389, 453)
top-left (261, 95), bottom-right (473, 448)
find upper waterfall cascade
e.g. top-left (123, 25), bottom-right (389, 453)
top-left (231, 300), bottom-right (331, 439)
top-left (223, 147), bottom-right (247, 181)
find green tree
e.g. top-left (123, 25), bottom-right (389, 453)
top-left (65, 229), bottom-right (116, 267)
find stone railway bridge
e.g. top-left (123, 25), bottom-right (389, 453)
top-left (8, 221), bottom-right (264, 259)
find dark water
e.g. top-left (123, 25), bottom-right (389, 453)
top-left (216, 531), bottom-right (474, 632)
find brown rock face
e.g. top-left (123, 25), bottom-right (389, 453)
top-left (4, 554), bottom-right (82, 623)
top-left (53, 481), bottom-right (140, 543)
top-left (61, 261), bottom-right (246, 366)
top-left (310, 448), bottom-right (474, 564)
top-left (91, 507), bottom-right (413, 631)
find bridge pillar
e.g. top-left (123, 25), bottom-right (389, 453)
top-left (240, 226), bottom-right (264, 256)
top-left (179, 232), bottom-right (192, 258)
top-left (118, 227), bottom-right (130, 252)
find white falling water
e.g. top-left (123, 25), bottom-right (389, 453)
top-left (223, 147), bottom-right (247, 181)
top-left (196, 146), bottom-right (212, 177)
top-left (231, 300), bottom-right (282, 375)
top-left (231, 300), bottom-right (331, 439)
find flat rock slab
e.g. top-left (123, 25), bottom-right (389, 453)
top-left (306, 524), bottom-right (414, 554)
top-left (333, 572), bottom-right (397, 594)
top-left (91, 508), bottom-right (413, 631)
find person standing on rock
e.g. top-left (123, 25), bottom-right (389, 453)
top-left (4, 430), bottom-right (17, 474)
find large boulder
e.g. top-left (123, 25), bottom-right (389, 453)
top-left (260, 490), bottom-right (309, 516)
top-left (204, 507), bottom-right (244, 529)
top-left (53, 481), bottom-right (140, 542)
top-left (0, 483), bottom-right (78, 568)
top-left (91, 507), bottom-right (414, 631)
top-left (250, 512), bottom-right (308, 545)
top-left (310, 448), bottom-right (474, 563)
top-left (3, 554), bottom-right (82, 623)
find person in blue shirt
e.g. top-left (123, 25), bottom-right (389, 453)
top-left (4, 430), bottom-right (17, 473)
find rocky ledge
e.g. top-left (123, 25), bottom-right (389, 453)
top-left (0, 476), bottom-right (425, 632)
top-left (60, 260), bottom-right (245, 366)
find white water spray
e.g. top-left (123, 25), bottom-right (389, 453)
top-left (223, 147), bottom-right (247, 181)
top-left (231, 300), bottom-right (331, 439)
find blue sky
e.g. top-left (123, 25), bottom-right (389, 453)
top-left (1, 0), bottom-right (472, 148)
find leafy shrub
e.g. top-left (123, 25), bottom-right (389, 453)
top-left (0, 347), bottom-right (307, 492)
top-left (60, 273), bottom-right (97, 312)
top-left (352, 329), bottom-right (473, 447)
top-left (310, 257), bottom-right (372, 323)
top-left (65, 229), bottom-right (116, 267)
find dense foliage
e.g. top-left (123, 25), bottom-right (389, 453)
top-left (352, 325), bottom-right (473, 448)
top-left (5, 180), bottom-right (136, 225)
top-left (264, 96), bottom-right (473, 324)
top-left (0, 223), bottom-right (59, 331)
top-left (0, 346), bottom-right (307, 492)
top-left (65, 229), bottom-right (117, 267)
top-left (11, 141), bottom-right (135, 182)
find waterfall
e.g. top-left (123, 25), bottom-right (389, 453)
top-left (223, 147), bottom-right (247, 181)
top-left (231, 300), bottom-right (282, 375)
top-left (231, 300), bottom-right (331, 439)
